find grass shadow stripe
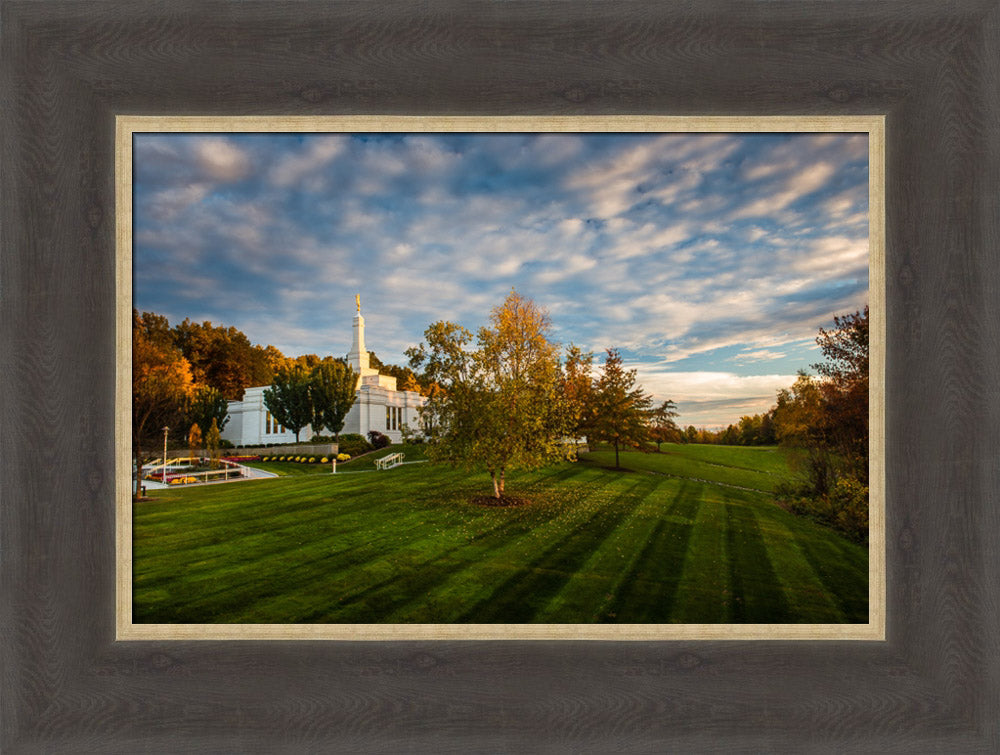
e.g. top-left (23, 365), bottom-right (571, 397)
top-left (449, 476), bottom-right (656, 623)
top-left (726, 504), bottom-right (793, 623)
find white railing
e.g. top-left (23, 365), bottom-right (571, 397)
top-left (141, 457), bottom-right (247, 486)
top-left (375, 452), bottom-right (405, 470)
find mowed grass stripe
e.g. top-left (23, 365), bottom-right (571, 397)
top-left (753, 514), bottom-right (846, 623)
top-left (532, 476), bottom-right (686, 623)
top-left (671, 489), bottom-right (734, 623)
top-left (725, 504), bottom-right (792, 623)
top-left (582, 450), bottom-right (779, 492)
top-left (655, 443), bottom-right (793, 476)
top-left (794, 530), bottom-right (869, 622)
top-left (598, 479), bottom-right (701, 623)
top-left (452, 475), bottom-right (659, 623)
top-left (380, 470), bottom-right (639, 622)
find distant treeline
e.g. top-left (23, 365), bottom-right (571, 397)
top-left (680, 413), bottom-right (776, 446)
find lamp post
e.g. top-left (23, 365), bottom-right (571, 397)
top-left (162, 426), bottom-right (169, 483)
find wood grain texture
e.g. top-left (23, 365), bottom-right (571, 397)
top-left (2, 1), bottom-right (998, 752)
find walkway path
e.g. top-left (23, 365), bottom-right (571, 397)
top-left (140, 465), bottom-right (278, 490)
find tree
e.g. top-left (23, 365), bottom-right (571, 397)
top-left (813, 306), bottom-right (869, 482)
top-left (309, 361), bottom-right (358, 442)
top-left (205, 417), bottom-right (221, 469)
top-left (263, 365), bottom-right (313, 442)
top-left (187, 385), bottom-right (229, 437)
top-left (133, 310), bottom-right (195, 499)
top-left (173, 318), bottom-right (274, 400)
top-left (772, 306), bottom-right (870, 493)
top-left (648, 399), bottom-right (680, 451)
top-left (407, 321), bottom-right (476, 447)
top-left (187, 423), bottom-right (203, 461)
top-left (587, 349), bottom-right (653, 469)
top-left (409, 290), bottom-right (568, 500)
top-left (561, 344), bottom-right (594, 439)
top-left (400, 372), bottom-right (422, 393)
top-left (772, 371), bottom-right (834, 494)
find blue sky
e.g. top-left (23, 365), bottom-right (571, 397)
top-left (133, 131), bottom-right (869, 428)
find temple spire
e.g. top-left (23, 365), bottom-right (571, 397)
top-left (348, 294), bottom-right (369, 372)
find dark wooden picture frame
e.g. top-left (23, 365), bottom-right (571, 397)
top-left (3, 2), bottom-right (998, 751)
top-left (117, 114), bottom-right (885, 642)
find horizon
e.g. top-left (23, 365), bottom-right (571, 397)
top-left (133, 131), bottom-right (869, 428)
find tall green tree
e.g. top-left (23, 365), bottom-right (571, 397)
top-left (263, 365), bottom-right (313, 442)
top-left (648, 399), bottom-right (680, 451)
top-left (588, 348), bottom-right (653, 469)
top-left (561, 344), bottom-right (594, 439)
top-left (187, 385), bottom-right (229, 437)
top-left (406, 321), bottom-right (477, 447)
top-left (205, 417), bottom-right (222, 469)
top-left (409, 291), bottom-right (568, 500)
top-left (309, 361), bottom-right (358, 442)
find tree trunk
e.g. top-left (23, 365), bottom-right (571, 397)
top-left (498, 468), bottom-right (505, 496)
top-left (490, 469), bottom-right (501, 498)
top-left (614, 439), bottom-right (620, 469)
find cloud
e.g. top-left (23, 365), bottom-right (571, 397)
top-left (630, 367), bottom-right (797, 427)
top-left (730, 162), bottom-right (836, 220)
top-left (268, 136), bottom-right (347, 188)
top-left (143, 183), bottom-right (211, 221)
top-left (195, 138), bottom-right (251, 181)
top-left (734, 349), bottom-right (787, 364)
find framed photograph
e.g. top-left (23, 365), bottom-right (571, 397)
top-left (4, 2), bottom-right (997, 752)
top-left (118, 116), bottom-right (884, 642)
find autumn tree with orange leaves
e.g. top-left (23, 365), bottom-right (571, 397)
top-left (132, 310), bottom-right (195, 498)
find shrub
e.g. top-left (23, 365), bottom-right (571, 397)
top-left (337, 453), bottom-right (351, 462)
top-left (368, 430), bottom-right (391, 450)
top-left (310, 434), bottom-right (334, 443)
top-left (308, 457), bottom-right (316, 463)
top-left (780, 475), bottom-right (868, 544)
top-left (320, 457), bottom-right (328, 464)
top-left (219, 439), bottom-right (235, 449)
top-left (337, 434), bottom-right (373, 457)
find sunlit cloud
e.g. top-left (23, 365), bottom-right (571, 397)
top-left (195, 137), bottom-right (252, 181)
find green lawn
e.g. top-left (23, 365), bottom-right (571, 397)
top-left (133, 445), bottom-right (867, 624)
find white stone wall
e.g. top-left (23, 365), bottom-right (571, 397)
top-left (222, 383), bottom-right (426, 446)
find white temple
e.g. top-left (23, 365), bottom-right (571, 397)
top-left (221, 296), bottom-right (426, 446)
